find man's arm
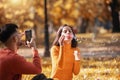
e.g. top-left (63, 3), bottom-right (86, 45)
top-left (10, 49), bottom-right (42, 74)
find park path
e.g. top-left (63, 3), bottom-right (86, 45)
top-left (18, 48), bottom-right (44, 57)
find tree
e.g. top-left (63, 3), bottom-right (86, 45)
top-left (44, 0), bottom-right (50, 57)
top-left (110, 0), bottom-right (120, 32)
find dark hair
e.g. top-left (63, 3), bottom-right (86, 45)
top-left (53, 24), bottom-right (77, 48)
top-left (0, 23), bottom-right (18, 43)
top-left (31, 73), bottom-right (53, 80)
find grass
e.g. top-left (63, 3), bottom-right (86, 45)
top-left (22, 57), bottom-right (120, 80)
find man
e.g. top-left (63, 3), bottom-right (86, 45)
top-left (0, 23), bottom-right (42, 80)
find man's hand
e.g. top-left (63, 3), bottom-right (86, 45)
top-left (26, 38), bottom-right (36, 49)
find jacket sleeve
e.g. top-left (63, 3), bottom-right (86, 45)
top-left (50, 46), bottom-right (63, 77)
top-left (73, 48), bottom-right (81, 75)
top-left (10, 49), bottom-right (42, 74)
top-left (51, 46), bottom-right (63, 67)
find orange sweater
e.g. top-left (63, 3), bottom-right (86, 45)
top-left (50, 44), bottom-right (80, 80)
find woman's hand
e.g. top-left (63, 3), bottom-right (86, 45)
top-left (74, 51), bottom-right (81, 61)
top-left (58, 35), bottom-right (65, 46)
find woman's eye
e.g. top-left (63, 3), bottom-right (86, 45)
top-left (63, 30), bottom-right (72, 33)
top-left (63, 30), bottom-right (67, 33)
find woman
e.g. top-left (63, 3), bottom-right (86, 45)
top-left (50, 24), bottom-right (81, 80)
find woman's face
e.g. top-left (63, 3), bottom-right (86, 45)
top-left (61, 26), bottom-right (74, 41)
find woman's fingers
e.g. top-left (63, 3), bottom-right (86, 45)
top-left (77, 53), bottom-right (81, 59)
top-left (74, 51), bottom-right (80, 60)
top-left (59, 35), bottom-right (65, 45)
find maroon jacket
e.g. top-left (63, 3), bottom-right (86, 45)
top-left (0, 48), bottom-right (42, 80)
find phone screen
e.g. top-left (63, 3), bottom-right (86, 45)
top-left (25, 29), bottom-right (32, 42)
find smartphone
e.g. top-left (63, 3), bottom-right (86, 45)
top-left (25, 29), bottom-right (32, 42)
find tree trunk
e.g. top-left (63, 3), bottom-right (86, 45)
top-left (110, 0), bottom-right (120, 32)
top-left (44, 0), bottom-right (50, 57)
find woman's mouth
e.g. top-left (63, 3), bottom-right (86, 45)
top-left (65, 35), bottom-right (71, 39)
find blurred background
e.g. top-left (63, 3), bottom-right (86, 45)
top-left (0, 0), bottom-right (119, 48)
top-left (0, 0), bottom-right (120, 79)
